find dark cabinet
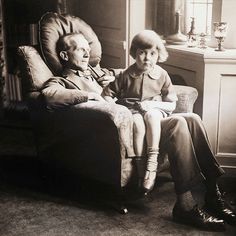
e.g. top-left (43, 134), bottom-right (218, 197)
top-left (0, 0), bottom-right (67, 113)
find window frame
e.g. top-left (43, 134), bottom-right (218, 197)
top-left (184, 0), bottom-right (213, 36)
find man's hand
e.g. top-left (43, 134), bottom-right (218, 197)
top-left (88, 92), bottom-right (105, 101)
top-left (97, 75), bottom-right (115, 87)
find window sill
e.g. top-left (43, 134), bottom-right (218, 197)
top-left (165, 44), bottom-right (236, 61)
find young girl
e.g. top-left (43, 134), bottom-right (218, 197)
top-left (103, 30), bottom-right (178, 194)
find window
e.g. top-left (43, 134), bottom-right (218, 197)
top-left (185, 0), bottom-right (213, 35)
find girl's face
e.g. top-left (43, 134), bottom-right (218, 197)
top-left (135, 46), bottom-right (159, 72)
top-left (135, 47), bottom-right (158, 71)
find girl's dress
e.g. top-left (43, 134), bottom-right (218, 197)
top-left (103, 63), bottom-right (178, 116)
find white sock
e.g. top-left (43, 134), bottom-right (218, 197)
top-left (146, 147), bottom-right (159, 171)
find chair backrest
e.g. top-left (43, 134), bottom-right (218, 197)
top-left (39, 12), bottom-right (102, 75)
top-left (18, 12), bottom-right (102, 97)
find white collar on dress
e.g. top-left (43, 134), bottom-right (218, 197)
top-left (127, 63), bottom-right (164, 80)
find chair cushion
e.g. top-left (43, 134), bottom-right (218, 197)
top-left (39, 12), bottom-right (102, 75)
top-left (18, 46), bottom-right (53, 95)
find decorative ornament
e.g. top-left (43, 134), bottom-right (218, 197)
top-left (166, 11), bottom-right (187, 45)
top-left (187, 17), bottom-right (197, 47)
top-left (213, 22), bottom-right (228, 51)
top-left (198, 33), bottom-right (207, 49)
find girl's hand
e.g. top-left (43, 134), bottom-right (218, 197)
top-left (134, 101), bottom-right (150, 114)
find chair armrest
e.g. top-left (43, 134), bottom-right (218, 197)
top-left (29, 102), bottom-right (134, 187)
top-left (173, 85), bottom-right (198, 113)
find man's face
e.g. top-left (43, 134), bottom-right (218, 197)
top-left (62, 35), bottom-right (91, 71)
top-left (135, 46), bottom-right (158, 72)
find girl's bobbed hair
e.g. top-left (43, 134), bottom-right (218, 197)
top-left (130, 30), bottom-right (168, 63)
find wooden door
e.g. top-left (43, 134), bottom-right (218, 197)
top-left (74, 0), bottom-right (129, 69)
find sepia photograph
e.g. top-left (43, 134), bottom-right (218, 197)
top-left (0, 0), bottom-right (236, 235)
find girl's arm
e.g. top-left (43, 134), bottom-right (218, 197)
top-left (101, 71), bottom-right (123, 100)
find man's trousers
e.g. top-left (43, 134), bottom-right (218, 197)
top-left (160, 113), bottom-right (225, 194)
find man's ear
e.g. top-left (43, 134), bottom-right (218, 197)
top-left (59, 51), bottom-right (68, 61)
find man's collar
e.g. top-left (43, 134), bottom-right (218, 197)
top-left (62, 68), bottom-right (91, 77)
top-left (77, 70), bottom-right (92, 77)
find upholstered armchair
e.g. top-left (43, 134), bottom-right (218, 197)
top-left (17, 12), bottom-right (198, 205)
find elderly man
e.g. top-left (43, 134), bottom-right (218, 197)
top-left (42, 33), bottom-right (113, 107)
top-left (41, 33), bottom-right (235, 232)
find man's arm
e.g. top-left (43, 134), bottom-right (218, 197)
top-left (103, 95), bottom-right (116, 103)
top-left (41, 77), bottom-right (104, 109)
top-left (97, 75), bottom-right (115, 87)
top-left (88, 65), bottom-right (115, 87)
